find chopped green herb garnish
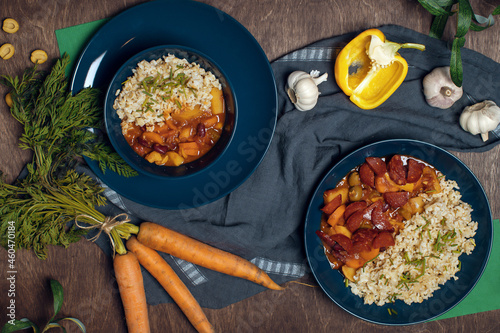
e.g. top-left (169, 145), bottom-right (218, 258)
top-left (362, 253), bottom-right (380, 271)
top-left (421, 217), bottom-right (431, 230)
top-left (397, 257), bottom-right (427, 291)
top-left (433, 229), bottom-right (458, 253)
top-left (189, 87), bottom-right (198, 97)
top-left (387, 293), bottom-right (401, 303)
top-left (134, 65), bottom-right (199, 113)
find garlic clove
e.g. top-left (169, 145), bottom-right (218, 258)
top-left (423, 67), bottom-right (463, 109)
top-left (286, 70), bottom-right (328, 111)
top-left (286, 87), bottom-right (298, 104)
top-left (459, 100), bottom-right (500, 142)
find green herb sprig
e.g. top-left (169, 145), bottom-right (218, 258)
top-left (1, 279), bottom-right (85, 333)
top-left (418, 0), bottom-right (500, 87)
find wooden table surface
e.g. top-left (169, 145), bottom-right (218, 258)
top-left (1, 0), bottom-right (499, 332)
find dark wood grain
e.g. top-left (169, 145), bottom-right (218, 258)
top-left (1, 1), bottom-right (499, 332)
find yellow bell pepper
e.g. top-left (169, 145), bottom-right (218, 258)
top-left (335, 29), bottom-right (425, 110)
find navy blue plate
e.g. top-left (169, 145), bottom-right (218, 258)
top-left (71, 0), bottom-right (277, 209)
top-left (304, 139), bottom-right (492, 325)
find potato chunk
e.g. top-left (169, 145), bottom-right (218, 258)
top-left (145, 151), bottom-right (163, 164)
top-left (210, 88), bottom-right (224, 114)
top-left (167, 151), bottom-right (184, 166)
top-left (342, 265), bottom-right (357, 282)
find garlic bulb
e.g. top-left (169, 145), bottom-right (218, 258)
top-left (286, 70), bottom-right (328, 111)
top-left (423, 67), bottom-right (463, 109)
top-left (459, 100), bottom-right (500, 141)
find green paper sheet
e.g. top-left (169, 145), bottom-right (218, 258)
top-left (55, 19), bottom-right (108, 77)
top-left (55, 19), bottom-right (500, 321)
top-left (434, 219), bottom-right (499, 321)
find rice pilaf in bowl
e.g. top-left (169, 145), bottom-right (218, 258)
top-left (347, 169), bottom-right (477, 306)
top-left (304, 139), bottom-right (492, 325)
top-left (104, 45), bottom-right (236, 178)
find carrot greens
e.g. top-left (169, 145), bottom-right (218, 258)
top-left (0, 55), bottom-right (137, 259)
top-left (1, 54), bottom-right (136, 178)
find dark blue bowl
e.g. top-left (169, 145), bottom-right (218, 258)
top-left (104, 45), bottom-right (237, 178)
top-left (304, 139), bottom-right (493, 325)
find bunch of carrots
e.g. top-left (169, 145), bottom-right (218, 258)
top-left (107, 221), bottom-right (283, 333)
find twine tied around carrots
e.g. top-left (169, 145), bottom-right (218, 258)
top-left (75, 213), bottom-right (132, 255)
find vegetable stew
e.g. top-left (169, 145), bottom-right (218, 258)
top-left (123, 88), bottom-right (225, 167)
top-left (316, 155), bottom-right (442, 282)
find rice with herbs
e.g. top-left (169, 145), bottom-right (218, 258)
top-left (349, 174), bottom-right (477, 306)
top-left (113, 54), bottom-right (221, 132)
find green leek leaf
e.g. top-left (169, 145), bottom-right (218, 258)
top-left (450, 37), bottom-right (466, 87)
top-left (50, 279), bottom-right (64, 318)
top-left (1, 319), bottom-right (39, 333)
top-left (418, 0), bottom-right (452, 16)
top-left (429, 6), bottom-right (453, 39)
top-left (470, 21), bottom-right (492, 31)
top-left (57, 318), bottom-right (86, 332)
top-left (473, 13), bottom-right (494, 26)
top-left (456, 0), bottom-right (473, 38)
top-left (44, 322), bottom-right (66, 333)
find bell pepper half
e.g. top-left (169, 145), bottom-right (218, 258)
top-left (334, 29), bottom-right (425, 110)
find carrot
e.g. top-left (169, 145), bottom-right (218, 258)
top-left (114, 251), bottom-right (150, 333)
top-left (126, 236), bottom-right (215, 333)
top-left (179, 141), bottom-right (199, 150)
top-left (136, 222), bottom-right (283, 290)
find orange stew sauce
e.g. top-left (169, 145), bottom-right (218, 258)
top-left (316, 155), bottom-right (442, 281)
top-left (123, 88), bottom-right (225, 167)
